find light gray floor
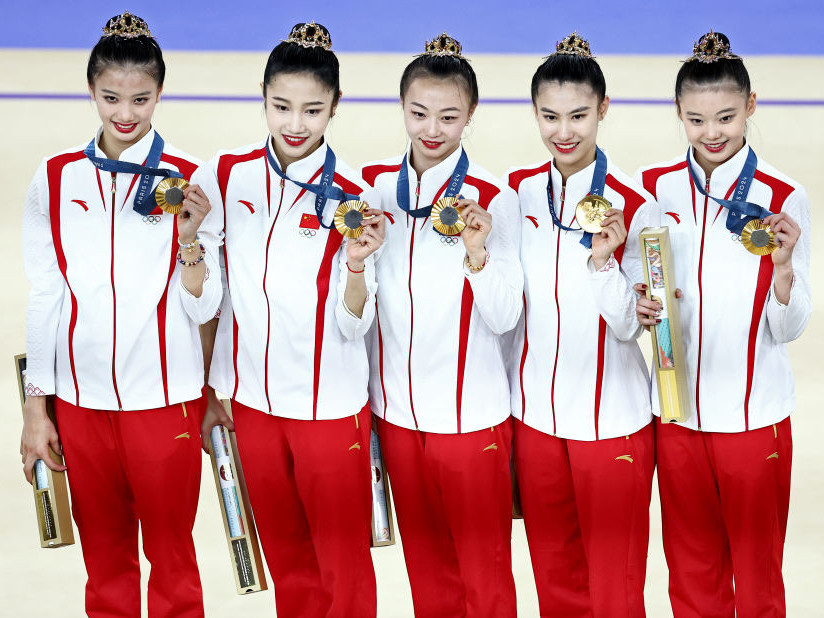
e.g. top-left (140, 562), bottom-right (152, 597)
top-left (1, 50), bottom-right (821, 616)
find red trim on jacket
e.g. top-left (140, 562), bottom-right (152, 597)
top-left (464, 174), bottom-right (501, 208)
top-left (641, 161), bottom-right (687, 200)
top-left (361, 163), bottom-right (401, 188)
top-left (606, 174), bottom-right (646, 264)
top-left (507, 161), bottom-right (552, 193)
top-left (455, 280), bottom-right (475, 434)
top-left (313, 228), bottom-right (345, 419)
top-left (47, 151), bottom-right (87, 405)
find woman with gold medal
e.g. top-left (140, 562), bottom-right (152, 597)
top-left (505, 33), bottom-right (660, 617)
top-left (361, 32), bottom-right (523, 617)
top-left (19, 12), bottom-right (221, 617)
top-left (195, 22), bottom-right (384, 617)
top-left (635, 32), bottom-right (810, 617)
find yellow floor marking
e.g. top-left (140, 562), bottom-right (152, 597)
top-left (615, 455), bottom-right (634, 463)
top-left (174, 432), bottom-right (190, 440)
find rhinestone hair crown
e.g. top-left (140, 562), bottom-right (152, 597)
top-left (422, 32), bottom-right (464, 59)
top-left (103, 12), bottom-right (152, 39)
top-left (284, 22), bottom-right (332, 50)
top-left (687, 30), bottom-right (741, 64)
top-left (554, 32), bottom-right (593, 58)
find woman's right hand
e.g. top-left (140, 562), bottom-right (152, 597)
top-left (634, 283), bottom-right (682, 330)
top-left (200, 386), bottom-right (234, 454)
top-left (20, 396), bottom-right (66, 484)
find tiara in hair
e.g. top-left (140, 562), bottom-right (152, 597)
top-left (284, 22), bottom-right (332, 50)
top-left (687, 30), bottom-right (741, 64)
top-left (103, 12), bottom-right (152, 38)
top-left (554, 32), bottom-right (593, 58)
top-left (422, 32), bottom-right (464, 59)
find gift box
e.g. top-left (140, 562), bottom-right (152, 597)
top-left (639, 229), bottom-right (690, 423)
top-left (14, 354), bottom-right (74, 548)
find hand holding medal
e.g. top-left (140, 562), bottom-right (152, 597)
top-left (456, 198), bottom-right (491, 261)
top-left (172, 183), bottom-right (212, 244)
top-left (762, 212), bottom-right (801, 266)
top-left (344, 205), bottom-right (385, 268)
top-left (587, 206), bottom-right (627, 269)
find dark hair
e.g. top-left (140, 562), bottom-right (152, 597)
top-left (263, 23), bottom-right (340, 104)
top-left (87, 14), bottom-right (165, 86)
top-left (400, 55), bottom-right (479, 108)
top-left (530, 54), bottom-right (606, 104)
top-left (675, 32), bottom-right (750, 100)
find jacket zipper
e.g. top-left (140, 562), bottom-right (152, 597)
top-left (694, 175), bottom-right (710, 430)
top-left (110, 172), bottom-right (122, 410)
top-left (406, 182), bottom-right (420, 428)
top-left (262, 176), bottom-right (285, 412)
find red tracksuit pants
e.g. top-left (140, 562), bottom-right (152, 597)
top-left (656, 416), bottom-right (792, 618)
top-left (376, 417), bottom-right (517, 618)
top-left (513, 419), bottom-right (655, 618)
top-left (55, 396), bottom-right (204, 618)
top-left (231, 400), bottom-right (376, 618)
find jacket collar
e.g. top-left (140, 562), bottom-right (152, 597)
top-left (94, 126), bottom-right (157, 164)
top-left (688, 142), bottom-right (752, 195)
top-left (404, 142), bottom-right (466, 200)
top-left (266, 135), bottom-right (329, 184)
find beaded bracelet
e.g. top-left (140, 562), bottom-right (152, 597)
top-left (177, 245), bottom-right (205, 267)
top-left (464, 252), bottom-right (487, 273)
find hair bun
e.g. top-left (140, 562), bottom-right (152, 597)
top-left (554, 32), bottom-right (593, 59)
top-left (283, 22), bottom-right (332, 50)
top-left (421, 32), bottom-right (464, 59)
top-left (103, 11), bottom-right (152, 39)
top-left (687, 30), bottom-right (740, 64)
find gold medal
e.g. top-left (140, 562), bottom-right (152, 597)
top-left (431, 197), bottom-right (465, 236)
top-left (575, 194), bottom-right (611, 234)
top-left (740, 219), bottom-right (776, 255)
top-left (334, 200), bottom-right (370, 239)
top-left (155, 177), bottom-right (189, 214)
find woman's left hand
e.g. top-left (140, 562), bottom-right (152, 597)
top-left (459, 199), bottom-right (491, 265)
top-left (346, 207), bottom-right (385, 267)
top-left (763, 212), bottom-right (801, 268)
top-left (590, 208), bottom-right (627, 270)
top-left (177, 184), bottom-right (212, 244)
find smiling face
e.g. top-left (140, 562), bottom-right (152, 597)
top-left (677, 83), bottom-right (756, 176)
top-left (402, 76), bottom-right (475, 176)
top-left (264, 72), bottom-right (338, 169)
top-left (533, 80), bottom-right (608, 181)
top-left (89, 67), bottom-right (161, 160)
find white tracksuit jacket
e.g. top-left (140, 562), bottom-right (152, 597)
top-left (361, 145), bottom-right (523, 434)
top-left (506, 154), bottom-right (657, 441)
top-left (636, 145), bottom-right (811, 432)
top-left (23, 128), bottom-right (222, 411)
top-left (197, 138), bottom-right (379, 420)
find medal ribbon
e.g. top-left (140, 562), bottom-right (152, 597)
top-left (83, 132), bottom-right (183, 216)
top-left (545, 146), bottom-right (608, 249)
top-left (265, 139), bottom-right (359, 230)
top-left (396, 149), bottom-right (469, 218)
top-left (686, 148), bottom-right (771, 235)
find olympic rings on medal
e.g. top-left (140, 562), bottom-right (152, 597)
top-left (143, 215), bottom-right (163, 225)
top-left (298, 228), bottom-right (317, 238)
top-left (440, 235), bottom-right (460, 246)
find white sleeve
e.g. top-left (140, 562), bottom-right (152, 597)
top-left (464, 186), bottom-right (524, 335)
top-left (587, 199), bottom-right (660, 342)
top-left (766, 187), bottom-right (811, 342)
top-left (334, 243), bottom-right (378, 341)
top-left (22, 161), bottom-right (63, 394)
top-left (178, 162), bottom-right (224, 324)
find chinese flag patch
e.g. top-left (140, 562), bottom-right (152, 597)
top-left (300, 213), bottom-right (320, 229)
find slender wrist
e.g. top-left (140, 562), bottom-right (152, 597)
top-left (467, 248), bottom-right (487, 267)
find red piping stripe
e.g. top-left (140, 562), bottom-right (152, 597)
top-left (313, 227), bottom-right (344, 419)
top-left (216, 147), bottom-right (267, 398)
top-left (376, 304), bottom-right (388, 419)
top-left (47, 151), bottom-right (86, 405)
top-left (593, 318), bottom-right (608, 440)
top-left (518, 294), bottom-right (528, 423)
top-left (455, 279), bottom-right (474, 434)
